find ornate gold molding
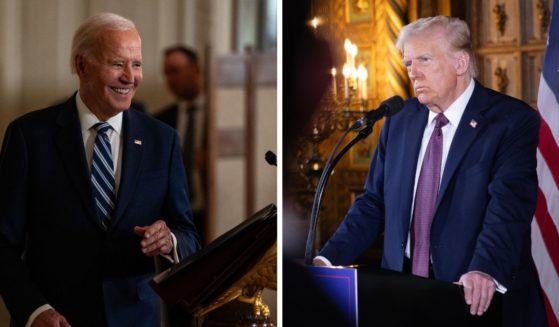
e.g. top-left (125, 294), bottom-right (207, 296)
top-left (494, 66), bottom-right (509, 93)
top-left (194, 243), bottom-right (277, 318)
top-left (492, 3), bottom-right (507, 36)
top-left (354, 0), bottom-right (370, 12)
top-left (536, 0), bottom-right (550, 33)
top-left (384, 0), bottom-right (410, 98)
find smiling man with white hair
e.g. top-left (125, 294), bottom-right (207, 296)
top-left (0, 12), bottom-right (200, 327)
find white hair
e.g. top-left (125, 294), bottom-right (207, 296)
top-left (70, 12), bottom-right (137, 74)
top-left (396, 16), bottom-right (477, 78)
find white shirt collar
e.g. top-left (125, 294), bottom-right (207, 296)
top-left (76, 90), bottom-right (123, 135)
top-left (427, 78), bottom-right (475, 127)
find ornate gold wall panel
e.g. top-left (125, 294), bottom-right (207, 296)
top-left (385, 0), bottom-right (410, 98)
top-left (471, 0), bottom-right (550, 107)
top-left (311, 0), bottom-right (409, 102)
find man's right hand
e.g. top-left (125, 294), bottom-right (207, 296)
top-left (312, 256), bottom-right (332, 267)
top-left (31, 309), bottom-right (71, 327)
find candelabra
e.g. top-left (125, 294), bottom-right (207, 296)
top-left (296, 72), bottom-right (372, 191)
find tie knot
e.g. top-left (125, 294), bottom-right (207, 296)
top-left (94, 122), bottom-right (111, 134)
top-left (435, 113), bottom-right (449, 129)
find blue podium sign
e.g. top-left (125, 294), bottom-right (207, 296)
top-left (306, 266), bottom-right (358, 327)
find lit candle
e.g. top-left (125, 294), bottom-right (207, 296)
top-left (311, 17), bottom-right (319, 30)
top-left (344, 39), bottom-right (352, 69)
top-left (342, 63), bottom-right (350, 100)
top-left (349, 43), bottom-right (358, 75)
top-left (331, 67), bottom-right (337, 98)
top-left (357, 65), bottom-right (368, 100)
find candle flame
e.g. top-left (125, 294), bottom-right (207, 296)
top-left (349, 44), bottom-right (358, 57)
top-left (311, 17), bottom-right (319, 29)
top-left (344, 39), bottom-right (352, 52)
top-left (342, 64), bottom-right (350, 78)
top-left (357, 65), bottom-right (368, 80)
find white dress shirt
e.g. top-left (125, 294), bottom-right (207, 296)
top-left (76, 92), bottom-right (124, 193)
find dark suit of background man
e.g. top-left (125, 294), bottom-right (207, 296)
top-left (156, 46), bottom-right (207, 245)
top-left (315, 16), bottom-right (548, 327)
top-left (0, 13), bottom-right (200, 327)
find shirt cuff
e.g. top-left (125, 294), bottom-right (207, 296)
top-left (313, 256), bottom-right (333, 267)
top-left (470, 270), bottom-right (507, 294)
top-left (161, 232), bottom-right (179, 264)
top-left (26, 304), bottom-right (53, 327)
top-left (494, 279), bottom-right (507, 294)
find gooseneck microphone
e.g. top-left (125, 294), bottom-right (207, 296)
top-left (304, 95), bottom-right (405, 265)
top-left (349, 95), bottom-right (406, 130)
top-left (265, 150), bottom-right (277, 166)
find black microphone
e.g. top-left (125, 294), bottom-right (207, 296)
top-left (265, 150), bottom-right (277, 166)
top-left (350, 95), bottom-right (405, 130)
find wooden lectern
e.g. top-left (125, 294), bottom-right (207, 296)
top-left (150, 204), bottom-right (277, 325)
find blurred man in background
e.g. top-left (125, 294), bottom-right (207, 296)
top-left (156, 46), bottom-right (207, 246)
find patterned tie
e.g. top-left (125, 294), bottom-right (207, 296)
top-left (411, 113), bottom-right (449, 277)
top-left (91, 122), bottom-right (116, 229)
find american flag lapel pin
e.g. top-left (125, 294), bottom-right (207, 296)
top-left (134, 139), bottom-right (142, 145)
top-left (469, 119), bottom-right (478, 128)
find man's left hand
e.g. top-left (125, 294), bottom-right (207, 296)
top-left (133, 220), bottom-right (173, 256)
top-left (457, 271), bottom-right (497, 316)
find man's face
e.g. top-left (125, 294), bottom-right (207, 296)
top-left (78, 29), bottom-right (143, 119)
top-left (402, 28), bottom-right (462, 112)
top-left (163, 51), bottom-right (201, 101)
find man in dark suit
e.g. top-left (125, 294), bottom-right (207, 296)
top-left (156, 46), bottom-right (206, 245)
top-left (0, 13), bottom-right (200, 327)
top-left (316, 16), bottom-right (547, 326)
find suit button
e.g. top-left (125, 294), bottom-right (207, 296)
top-left (400, 242), bottom-right (405, 248)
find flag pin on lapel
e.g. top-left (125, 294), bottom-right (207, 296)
top-left (469, 119), bottom-right (478, 128)
top-left (134, 139), bottom-right (142, 145)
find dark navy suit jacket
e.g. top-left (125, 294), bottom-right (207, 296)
top-left (320, 82), bottom-right (547, 326)
top-left (0, 95), bottom-right (200, 326)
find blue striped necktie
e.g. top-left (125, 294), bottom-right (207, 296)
top-left (91, 122), bottom-right (116, 229)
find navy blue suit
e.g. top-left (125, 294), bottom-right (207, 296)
top-left (0, 95), bottom-right (200, 326)
top-left (320, 82), bottom-right (547, 326)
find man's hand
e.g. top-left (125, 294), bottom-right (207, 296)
top-left (31, 309), bottom-right (71, 327)
top-left (312, 256), bottom-right (332, 267)
top-left (456, 271), bottom-right (497, 316)
top-left (133, 220), bottom-right (173, 256)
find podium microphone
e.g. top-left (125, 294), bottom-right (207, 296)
top-left (349, 95), bottom-right (405, 130)
top-left (265, 151), bottom-right (277, 166)
top-left (304, 95), bottom-right (405, 265)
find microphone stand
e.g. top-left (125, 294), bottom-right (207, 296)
top-left (304, 123), bottom-right (374, 265)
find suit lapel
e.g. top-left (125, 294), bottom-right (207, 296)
top-left (435, 82), bottom-right (489, 211)
top-left (112, 110), bottom-right (144, 226)
top-left (54, 96), bottom-right (100, 228)
top-left (397, 103), bottom-right (429, 239)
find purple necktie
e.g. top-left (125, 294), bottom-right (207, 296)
top-left (411, 113), bottom-right (449, 277)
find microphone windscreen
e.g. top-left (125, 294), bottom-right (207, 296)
top-left (381, 95), bottom-right (405, 117)
top-left (265, 150), bottom-right (277, 166)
